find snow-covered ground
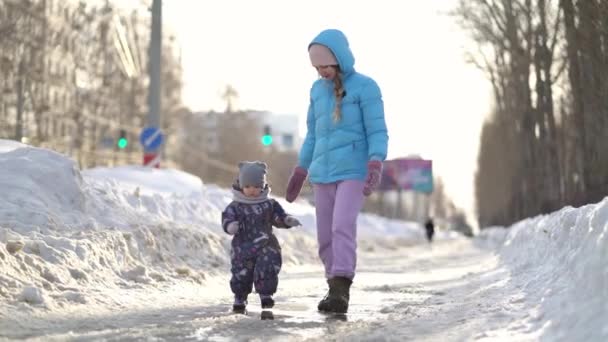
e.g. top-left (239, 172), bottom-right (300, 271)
top-left (0, 140), bottom-right (606, 341)
top-left (474, 204), bottom-right (608, 341)
top-left (0, 141), bottom-right (435, 337)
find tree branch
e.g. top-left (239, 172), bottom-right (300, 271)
top-left (480, 0), bottom-right (509, 35)
top-left (551, 56), bottom-right (568, 84)
top-left (549, 4), bottom-right (563, 60)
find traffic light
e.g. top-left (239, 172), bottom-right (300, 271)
top-left (261, 125), bottom-right (273, 146)
top-left (117, 129), bottom-right (128, 149)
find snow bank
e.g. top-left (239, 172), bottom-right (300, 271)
top-left (476, 200), bottom-right (608, 341)
top-left (0, 139), bottom-right (26, 153)
top-left (0, 146), bottom-right (86, 231)
top-left (0, 141), bottom-right (313, 310)
top-left (84, 166), bottom-right (205, 197)
top-left (0, 140), bottom-right (429, 313)
top-left (474, 226), bottom-right (510, 249)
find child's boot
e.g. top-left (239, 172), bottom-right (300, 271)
top-left (260, 294), bottom-right (275, 309)
top-left (232, 296), bottom-right (248, 313)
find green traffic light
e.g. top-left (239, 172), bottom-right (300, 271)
top-left (261, 135), bottom-right (273, 146)
top-left (117, 138), bottom-right (128, 149)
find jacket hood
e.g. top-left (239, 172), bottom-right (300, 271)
top-left (309, 29), bottom-right (355, 75)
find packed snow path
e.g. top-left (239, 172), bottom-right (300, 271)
top-left (2, 142), bottom-right (606, 341)
top-left (4, 238), bottom-right (544, 341)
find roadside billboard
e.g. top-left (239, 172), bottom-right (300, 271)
top-left (379, 158), bottom-right (433, 193)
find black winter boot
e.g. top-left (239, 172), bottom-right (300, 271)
top-left (317, 285), bottom-right (331, 312)
top-left (317, 277), bottom-right (352, 314)
top-left (260, 295), bottom-right (275, 309)
top-left (232, 296), bottom-right (247, 314)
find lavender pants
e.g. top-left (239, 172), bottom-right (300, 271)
top-left (313, 180), bottom-right (365, 280)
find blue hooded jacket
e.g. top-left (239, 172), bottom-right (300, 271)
top-left (298, 29), bottom-right (389, 184)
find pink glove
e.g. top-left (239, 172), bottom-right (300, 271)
top-left (285, 167), bottom-right (308, 203)
top-left (363, 160), bottom-right (382, 196)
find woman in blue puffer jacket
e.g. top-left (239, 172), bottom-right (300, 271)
top-left (285, 28), bottom-right (389, 314)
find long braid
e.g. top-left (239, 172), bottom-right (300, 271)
top-left (333, 70), bottom-right (345, 122)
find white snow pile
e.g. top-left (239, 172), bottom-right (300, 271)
top-left (476, 199), bottom-right (608, 341)
top-left (0, 141), bottom-right (309, 310)
top-left (0, 140), bottom-right (429, 312)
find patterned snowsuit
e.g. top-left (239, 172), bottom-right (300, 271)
top-left (222, 191), bottom-right (291, 300)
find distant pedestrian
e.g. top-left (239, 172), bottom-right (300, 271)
top-left (424, 218), bottom-right (435, 243)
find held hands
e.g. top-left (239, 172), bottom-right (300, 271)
top-left (284, 215), bottom-right (302, 227)
top-left (226, 221), bottom-right (239, 235)
top-left (363, 160), bottom-right (383, 196)
top-left (285, 167), bottom-right (308, 203)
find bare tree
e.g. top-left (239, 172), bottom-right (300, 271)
top-left (475, 110), bottom-right (518, 227)
top-left (457, 0), bottom-right (608, 228)
top-left (222, 85), bottom-right (238, 114)
top-left (454, 0), bottom-right (541, 221)
top-left (561, 0), bottom-right (608, 200)
top-left (0, 0), bottom-right (186, 169)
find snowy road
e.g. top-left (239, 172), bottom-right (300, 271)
top-left (2, 142), bottom-right (606, 341)
top-left (3, 238), bottom-right (539, 341)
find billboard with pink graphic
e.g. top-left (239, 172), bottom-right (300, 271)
top-left (378, 158), bottom-right (433, 193)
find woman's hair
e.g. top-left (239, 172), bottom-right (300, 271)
top-left (333, 67), bottom-right (345, 122)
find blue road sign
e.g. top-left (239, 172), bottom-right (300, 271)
top-left (139, 126), bottom-right (164, 151)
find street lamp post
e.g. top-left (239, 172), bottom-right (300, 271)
top-left (145, 0), bottom-right (162, 167)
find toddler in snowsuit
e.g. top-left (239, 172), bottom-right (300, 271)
top-left (221, 161), bottom-right (301, 313)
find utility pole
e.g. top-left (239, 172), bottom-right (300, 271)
top-left (148, 0), bottom-right (161, 129)
top-left (144, 0), bottom-right (162, 167)
top-left (15, 59), bottom-right (24, 142)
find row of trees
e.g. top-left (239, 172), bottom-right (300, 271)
top-left (454, 0), bottom-right (608, 227)
top-left (0, 0), bottom-right (184, 167)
